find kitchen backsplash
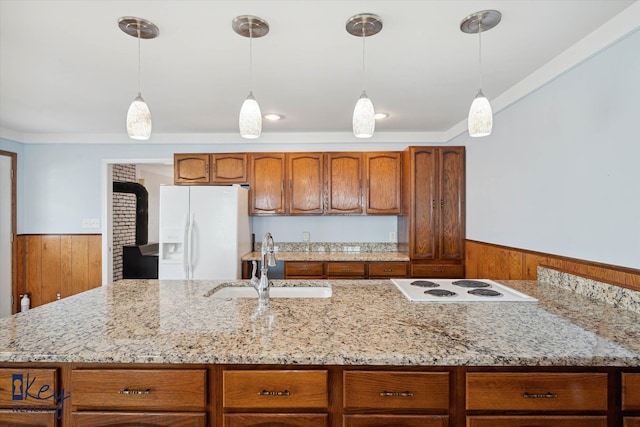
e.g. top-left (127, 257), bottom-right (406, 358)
top-left (538, 266), bottom-right (640, 313)
top-left (253, 241), bottom-right (399, 253)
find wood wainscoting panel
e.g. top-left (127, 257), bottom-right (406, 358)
top-left (466, 239), bottom-right (640, 292)
top-left (18, 234), bottom-right (102, 308)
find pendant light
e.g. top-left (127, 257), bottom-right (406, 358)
top-left (460, 10), bottom-right (501, 137)
top-left (233, 15), bottom-right (269, 139)
top-left (118, 17), bottom-right (158, 141)
top-left (346, 14), bottom-right (382, 139)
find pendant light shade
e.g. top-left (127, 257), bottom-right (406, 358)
top-left (460, 10), bottom-right (501, 138)
top-left (127, 93), bottom-right (152, 140)
top-left (347, 14), bottom-right (382, 139)
top-left (118, 17), bottom-right (158, 141)
top-left (233, 15), bottom-right (269, 139)
top-left (239, 91), bottom-right (262, 139)
top-left (468, 90), bottom-right (492, 137)
top-left (353, 91), bottom-right (375, 138)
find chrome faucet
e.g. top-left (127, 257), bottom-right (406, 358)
top-left (252, 232), bottom-right (276, 303)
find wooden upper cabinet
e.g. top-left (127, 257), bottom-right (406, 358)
top-left (365, 152), bottom-right (401, 214)
top-left (288, 153), bottom-right (324, 214)
top-left (402, 146), bottom-right (465, 262)
top-left (211, 153), bottom-right (248, 184)
top-left (174, 153), bottom-right (210, 184)
top-left (326, 153), bottom-right (363, 214)
top-left (250, 153), bottom-right (287, 215)
top-left (438, 147), bottom-right (465, 260)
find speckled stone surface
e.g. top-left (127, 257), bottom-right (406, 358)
top-left (253, 242), bottom-right (400, 253)
top-left (242, 251), bottom-right (410, 262)
top-left (1, 279), bottom-right (639, 366)
top-left (539, 266), bottom-right (640, 313)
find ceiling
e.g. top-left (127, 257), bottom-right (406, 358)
top-left (0, 0), bottom-right (638, 144)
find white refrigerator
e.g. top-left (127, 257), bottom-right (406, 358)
top-left (158, 185), bottom-right (251, 280)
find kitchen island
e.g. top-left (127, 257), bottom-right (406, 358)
top-left (1, 278), bottom-right (639, 426)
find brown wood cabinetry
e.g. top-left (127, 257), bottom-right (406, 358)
top-left (288, 153), bottom-right (324, 214)
top-left (626, 418), bottom-right (640, 427)
top-left (211, 153), bottom-right (248, 184)
top-left (283, 261), bottom-right (408, 279)
top-left (0, 368), bottom-right (57, 427)
top-left (285, 261), bottom-right (325, 278)
top-left (623, 373), bottom-right (640, 410)
top-left (174, 153), bottom-right (210, 184)
top-left (73, 412), bottom-right (207, 427)
top-left (223, 370), bottom-right (328, 427)
top-left (250, 153), bottom-right (287, 214)
top-left (344, 415), bottom-right (448, 427)
top-left (364, 152), bottom-right (402, 214)
top-left (399, 146), bottom-right (465, 278)
top-left (326, 153), bottom-right (363, 214)
top-left (466, 416), bottom-right (607, 427)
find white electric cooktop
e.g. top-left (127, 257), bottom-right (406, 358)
top-left (391, 278), bottom-right (538, 303)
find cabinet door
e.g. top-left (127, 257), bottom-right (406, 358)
top-left (326, 153), bottom-right (363, 214)
top-left (250, 153), bottom-right (287, 214)
top-left (212, 153), bottom-right (248, 184)
top-left (623, 373), bottom-right (640, 410)
top-left (288, 153), bottom-right (324, 214)
top-left (410, 147), bottom-right (438, 259)
top-left (73, 412), bottom-right (207, 427)
top-left (368, 262), bottom-right (408, 278)
top-left (365, 152), bottom-right (401, 214)
top-left (174, 154), bottom-right (210, 184)
top-left (437, 147), bottom-right (465, 260)
top-left (325, 262), bottom-right (366, 278)
top-left (285, 262), bottom-right (324, 279)
top-left (224, 413), bottom-right (328, 427)
top-left (0, 411), bottom-right (56, 427)
top-left (625, 418), bottom-right (640, 427)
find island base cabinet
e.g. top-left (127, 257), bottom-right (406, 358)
top-left (344, 414), bottom-right (448, 427)
top-left (466, 415), bottom-right (607, 427)
top-left (0, 410), bottom-right (56, 427)
top-left (223, 413), bottom-right (327, 427)
top-left (72, 412), bottom-right (207, 427)
top-left (625, 418), bottom-right (640, 427)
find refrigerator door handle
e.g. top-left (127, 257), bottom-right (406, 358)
top-left (187, 212), bottom-right (195, 279)
top-left (182, 214), bottom-right (190, 278)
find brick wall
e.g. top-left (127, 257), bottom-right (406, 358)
top-left (113, 164), bottom-right (137, 281)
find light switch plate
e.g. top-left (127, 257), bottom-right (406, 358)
top-left (302, 231), bottom-right (310, 242)
top-left (82, 218), bottom-right (100, 229)
top-left (389, 231), bottom-right (397, 242)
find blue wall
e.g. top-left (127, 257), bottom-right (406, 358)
top-left (454, 29), bottom-right (640, 269)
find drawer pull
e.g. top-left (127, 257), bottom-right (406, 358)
top-left (380, 390), bottom-right (414, 397)
top-left (258, 389), bottom-right (290, 396)
top-left (433, 269), bottom-right (444, 272)
top-left (523, 392), bottom-right (558, 399)
top-left (384, 269), bottom-right (393, 272)
top-left (118, 388), bottom-right (151, 395)
top-left (341, 268), bottom-right (352, 272)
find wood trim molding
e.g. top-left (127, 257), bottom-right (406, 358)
top-left (465, 239), bottom-right (640, 292)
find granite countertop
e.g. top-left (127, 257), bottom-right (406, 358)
top-left (1, 278), bottom-right (639, 366)
top-left (241, 251), bottom-right (410, 262)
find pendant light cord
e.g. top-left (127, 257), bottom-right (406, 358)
top-left (137, 26), bottom-right (142, 96)
top-left (249, 26), bottom-right (253, 92)
top-left (477, 20), bottom-right (483, 90)
top-left (362, 25), bottom-right (366, 92)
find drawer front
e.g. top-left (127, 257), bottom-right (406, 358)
top-left (466, 372), bottom-right (608, 411)
top-left (224, 413), bottom-right (328, 427)
top-left (344, 414), bottom-right (448, 427)
top-left (285, 262), bottom-right (324, 278)
top-left (0, 368), bottom-right (57, 408)
top-left (71, 369), bottom-right (206, 411)
top-left (0, 410), bottom-right (56, 427)
top-left (326, 262), bottom-right (366, 277)
top-left (623, 373), bottom-right (640, 410)
top-left (343, 371), bottom-right (449, 410)
top-left (411, 264), bottom-right (464, 278)
top-left (223, 370), bottom-right (328, 409)
top-left (467, 415), bottom-right (607, 427)
top-left (368, 262), bottom-right (408, 278)
top-left (73, 411), bottom-right (207, 427)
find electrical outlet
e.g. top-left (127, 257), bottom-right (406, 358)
top-left (389, 231), bottom-right (397, 242)
top-left (302, 231), bottom-right (310, 242)
top-left (82, 218), bottom-right (100, 229)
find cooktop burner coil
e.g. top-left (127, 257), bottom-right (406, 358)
top-left (452, 280), bottom-right (491, 288)
top-left (468, 288), bottom-right (503, 297)
top-left (424, 289), bottom-right (457, 297)
top-left (410, 280), bottom-right (440, 288)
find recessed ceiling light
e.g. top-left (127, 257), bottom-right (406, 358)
top-left (263, 113), bottom-right (284, 121)
top-left (375, 112), bottom-right (390, 120)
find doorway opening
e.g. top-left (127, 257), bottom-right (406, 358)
top-left (0, 150), bottom-right (17, 316)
